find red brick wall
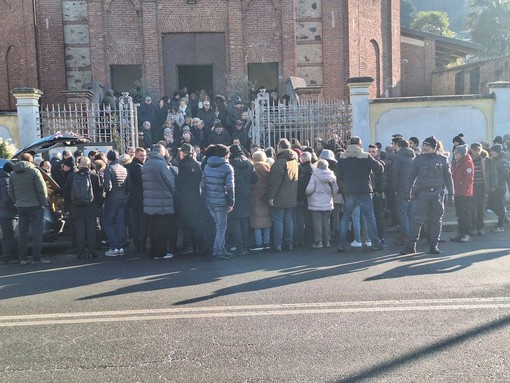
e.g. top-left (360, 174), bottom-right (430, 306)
top-left (401, 41), bottom-right (428, 96)
top-left (35, 0), bottom-right (67, 105)
top-left (0, 0), bottom-right (39, 110)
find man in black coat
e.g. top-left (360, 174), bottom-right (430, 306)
top-left (176, 143), bottom-right (205, 255)
top-left (64, 157), bottom-right (104, 259)
top-left (127, 147), bottom-right (147, 252)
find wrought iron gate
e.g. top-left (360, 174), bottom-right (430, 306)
top-left (252, 93), bottom-right (352, 149)
top-left (39, 92), bottom-right (138, 153)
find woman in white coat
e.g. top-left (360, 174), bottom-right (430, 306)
top-left (305, 159), bottom-right (339, 248)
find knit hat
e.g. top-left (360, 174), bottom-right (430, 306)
top-left (164, 127), bottom-right (173, 134)
top-left (455, 144), bottom-right (468, 157)
top-left (493, 136), bottom-right (503, 144)
top-left (62, 156), bottom-right (75, 168)
top-left (452, 134), bottom-right (465, 145)
top-left (181, 126), bottom-right (191, 132)
top-left (229, 144), bottom-right (243, 158)
top-left (179, 143), bottom-right (194, 155)
top-left (423, 136), bottom-right (438, 149)
top-left (107, 150), bottom-right (119, 162)
top-left (490, 144), bottom-right (503, 154)
top-left (319, 149), bottom-right (337, 163)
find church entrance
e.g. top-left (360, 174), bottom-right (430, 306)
top-left (178, 65), bottom-right (214, 97)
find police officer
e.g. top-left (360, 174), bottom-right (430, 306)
top-left (401, 136), bottom-right (454, 255)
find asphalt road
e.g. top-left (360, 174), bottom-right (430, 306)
top-left (1, 227), bottom-right (510, 383)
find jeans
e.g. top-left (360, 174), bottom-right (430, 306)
top-left (102, 198), bottom-right (126, 250)
top-left (0, 217), bottom-right (16, 259)
top-left (208, 205), bottom-right (229, 256)
top-left (396, 197), bottom-right (411, 236)
top-left (253, 228), bottom-right (270, 246)
top-left (271, 207), bottom-right (294, 249)
top-left (17, 206), bottom-right (44, 261)
top-left (351, 205), bottom-right (361, 242)
top-left (338, 194), bottom-right (380, 249)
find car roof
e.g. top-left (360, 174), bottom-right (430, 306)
top-left (13, 132), bottom-right (90, 159)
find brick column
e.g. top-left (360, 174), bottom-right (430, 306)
top-left (424, 38), bottom-right (436, 96)
top-left (11, 87), bottom-right (43, 147)
top-left (227, 0), bottom-right (245, 89)
top-left (141, 0), bottom-right (161, 97)
top-left (281, 0), bottom-right (297, 82)
top-left (347, 77), bottom-right (373, 149)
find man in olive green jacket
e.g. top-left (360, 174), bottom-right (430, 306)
top-left (267, 139), bottom-right (298, 251)
top-left (9, 153), bottom-right (48, 264)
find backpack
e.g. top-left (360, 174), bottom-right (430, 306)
top-left (70, 172), bottom-right (94, 205)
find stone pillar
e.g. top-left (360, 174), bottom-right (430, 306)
top-left (347, 77), bottom-right (373, 149)
top-left (61, 90), bottom-right (94, 105)
top-left (488, 81), bottom-right (510, 140)
top-left (11, 88), bottom-right (44, 148)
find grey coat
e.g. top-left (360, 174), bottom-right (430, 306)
top-left (142, 152), bottom-right (176, 215)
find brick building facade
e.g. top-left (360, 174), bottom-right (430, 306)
top-left (1, 0), bottom-right (401, 111)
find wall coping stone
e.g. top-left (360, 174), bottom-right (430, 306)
top-left (370, 94), bottom-right (494, 104)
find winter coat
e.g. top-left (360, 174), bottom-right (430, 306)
top-left (0, 169), bottom-right (17, 219)
top-left (305, 167), bottom-right (339, 211)
top-left (231, 127), bottom-right (250, 149)
top-left (9, 161), bottom-right (48, 208)
top-left (201, 156), bottom-right (235, 207)
top-left (250, 161), bottom-right (272, 229)
top-left (142, 152), bottom-right (176, 215)
top-left (176, 155), bottom-right (203, 228)
top-left (207, 129), bottom-right (232, 146)
top-left (267, 149), bottom-right (299, 208)
top-left (126, 157), bottom-right (144, 207)
top-left (452, 154), bottom-right (474, 197)
top-left (138, 103), bottom-right (158, 128)
top-left (391, 147), bottom-right (415, 198)
top-left (64, 168), bottom-right (104, 217)
top-left (406, 152), bottom-right (454, 196)
top-left (103, 161), bottom-right (128, 202)
top-left (492, 155), bottom-right (509, 192)
top-left (197, 108), bottom-right (216, 129)
top-left (338, 144), bottom-right (383, 195)
top-left (298, 161), bottom-right (313, 205)
top-left (230, 155), bottom-right (257, 219)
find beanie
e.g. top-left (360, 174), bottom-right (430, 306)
top-left (490, 144), bottom-right (503, 154)
top-left (455, 144), bottom-right (468, 157)
top-left (229, 144), bottom-right (243, 158)
top-left (452, 134), bottom-right (465, 145)
top-left (423, 136), bottom-right (438, 149)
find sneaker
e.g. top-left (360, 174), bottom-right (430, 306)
top-left (19, 259), bottom-right (30, 265)
top-left (370, 243), bottom-right (387, 251)
top-left (324, 242), bottom-right (331, 247)
top-left (117, 248), bottom-right (125, 256)
top-left (429, 245), bottom-right (441, 254)
top-left (184, 247), bottom-right (194, 255)
top-left (32, 258), bottom-right (51, 264)
top-left (105, 249), bottom-right (118, 257)
top-left (337, 246), bottom-right (346, 253)
top-left (212, 253), bottom-right (232, 260)
top-left (271, 247), bottom-right (282, 253)
top-left (350, 240), bottom-right (362, 248)
top-left (491, 226), bottom-right (505, 233)
top-left (364, 240), bottom-right (372, 247)
top-left (450, 233), bottom-right (463, 242)
top-left (477, 229), bottom-right (485, 236)
top-left (400, 246), bottom-right (416, 255)
top-left (163, 253), bottom-right (174, 259)
top-left (153, 256), bottom-right (163, 260)
top-left (458, 235), bottom-right (471, 243)
top-left (263, 244), bottom-right (271, 250)
top-left (312, 242), bottom-right (323, 249)
top-left (250, 245), bottom-right (264, 251)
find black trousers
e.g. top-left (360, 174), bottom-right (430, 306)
top-left (408, 191), bottom-right (444, 248)
top-left (455, 195), bottom-right (472, 235)
top-left (147, 214), bottom-right (176, 258)
top-left (488, 189), bottom-right (506, 227)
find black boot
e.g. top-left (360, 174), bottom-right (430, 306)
top-left (400, 246), bottom-right (416, 255)
top-left (429, 245), bottom-right (440, 254)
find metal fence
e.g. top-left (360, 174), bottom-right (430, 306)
top-left (38, 93), bottom-right (138, 153)
top-left (253, 95), bottom-right (352, 149)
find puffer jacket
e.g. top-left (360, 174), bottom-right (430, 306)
top-left (391, 146), bottom-right (415, 198)
top-left (201, 156), bottom-right (235, 207)
top-left (267, 149), bottom-right (298, 208)
top-left (338, 144), bottom-right (383, 194)
top-left (103, 161), bottom-right (128, 201)
top-left (493, 155), bottom-right (509, 192)
top-left (142, 152), bottom-right (176, 215)
top-left (407, 152), bottom-right (454, 196)
top-left (8, 161), bottom-right (47, 207)
top-left (452, 153), bottom-right (474, 197)
top-left (0, 169), bottom-right (17, 218)
top-left (230, 155), bottom-right (257, 219)
top-left (305, 167), bottom-right (339, 211)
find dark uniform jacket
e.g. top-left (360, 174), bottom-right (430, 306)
top-left (406, 152), bottom-right (453, 197)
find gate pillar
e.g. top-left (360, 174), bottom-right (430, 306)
top-left (11, 87), bottom-right (43, 148)
top-left (347, 77), bottom-right (373, 149)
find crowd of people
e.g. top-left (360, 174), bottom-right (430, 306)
top-left (1, 85), bottom-right (509, 263)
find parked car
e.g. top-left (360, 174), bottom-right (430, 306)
top-left (0, 133), bottom-right (90, 241)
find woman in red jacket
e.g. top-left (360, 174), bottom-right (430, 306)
top-left (451, 144), bottom-right (474, 242)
